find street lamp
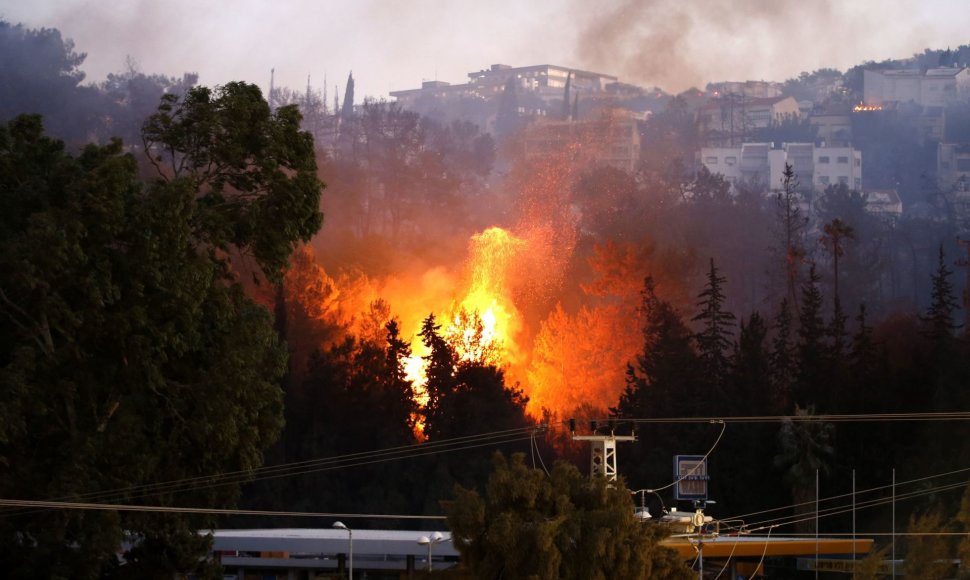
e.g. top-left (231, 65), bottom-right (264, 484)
top-left (417, 531), bottom-right (444, 572)
top-left (332, 521), bottom-right (353, 579)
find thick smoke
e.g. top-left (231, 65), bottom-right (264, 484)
top-left (573, 0), bottom-right (935, 92)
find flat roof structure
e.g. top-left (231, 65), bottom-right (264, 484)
top-left (209, 528), bottom-right (872, 577)
top-left (663, 534), bottom-right (873, 559)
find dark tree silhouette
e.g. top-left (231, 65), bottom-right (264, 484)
top-left (692, 258), bottom-right (736, 396)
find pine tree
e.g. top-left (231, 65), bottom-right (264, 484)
top-left (692, 258), bottom-right (736, 396)
top-left (827, 296), bottom-right (848, 357)
top-left (796, 264), bottom-right (826, 408)
top-left (419, 313), bottom-right (456, 440)
top-left (616, 277), bottom-right (702, 489)
top-left (769, 299), bottom-right (796, 413)
top-left (732, 312), bottom-right (770, 411)
top-left (383, 319), bottom-right (418, 437)
top-left (921, 244), bottom-right (960, 341)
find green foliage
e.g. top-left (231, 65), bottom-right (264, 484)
top-left (0, 19), bottom-right (102, 142)
top-left (691, 258), bottom-right (736, 392)
top-left (773, 406), bottom-right (834, 534)
top-left (446, 453), bottom-right (691, 580)
top-left (618, 277), bottom-right (700, 418)
top-left (958, 486), bottom-right (970, 577)
top-left (920, 244), bottom-right (960, 342)
top-left (0, 94), bottom-right (319, 576)
top-left (902, 507), bottom-right (952, 580)
top-left (141, 81), bottom-right (324, 282)
top-left (796, 264), bottom-right (827, 407)
top-left (768, 299), bottom-right (796, 412)
top-left (419, 313), bottom-right (531, 443)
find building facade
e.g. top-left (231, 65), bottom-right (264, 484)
top-left (700, 142), bottom-right (862, 192)
top-left (863, 67), bottom-right (970, 107)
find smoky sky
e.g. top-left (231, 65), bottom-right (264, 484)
top-left (574, 0), bottom-right (961, 91)
top-left (0, 0), bottom-right (966, 97)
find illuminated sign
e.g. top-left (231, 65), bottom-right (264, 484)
top-left (673, 455), bottom-right (709, 501)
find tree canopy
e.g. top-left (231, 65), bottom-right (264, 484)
top-left (446, 452), bottom-right (691, 580)
top-left (0, 80), bottom-right (323, 578)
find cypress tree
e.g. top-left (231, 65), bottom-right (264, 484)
top-left (341, 71), bottom-right (355, 121)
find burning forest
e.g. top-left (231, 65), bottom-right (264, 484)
top-left (285, 113), bottom-right (652, 422)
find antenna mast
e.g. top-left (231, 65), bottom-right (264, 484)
top-left (569, 419), bottom-right (635, 481)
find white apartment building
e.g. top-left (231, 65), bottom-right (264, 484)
top-left (938, 142), bottom-right (970, 192)
top-left (700, 142), bottom-right (862, 192)
top-left (863, 67), bottom-right (970, 108)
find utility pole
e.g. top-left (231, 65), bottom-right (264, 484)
top-left (957, 237), bottom-right (970, 332)
top-left (569, 419), bottom-right (635, 481)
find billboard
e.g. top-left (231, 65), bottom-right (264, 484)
top-left (673, 455), bottom-right (709, 501)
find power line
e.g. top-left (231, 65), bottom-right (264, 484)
top-left (647, 420), bottom-right (725, 494)
top-left (0, 499), bottom-right (445, 521)
top-left (1, 426), bottom-right (541, 517)
top-left (620, 412), bottom-right (970, 424)
top-left (719, 472), bottom-right (970, 534)
top-left (723, 466), bottom-right (970, 528)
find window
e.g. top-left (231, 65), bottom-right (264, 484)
top-left (839, 176), bottom-right (849, 185)
top-left (854, 178), bottom-right (861, 189)
top-left (957, 158), bottom-right (970, 172)
top-left (855, 158), bottom-right (861, 167)
top-left (725, 156), bottom-right (737, 166)
top-left (819, 176), bottom-right (830, 185)
top-left (705, 156), bottom-right (718, 165)
top-left (818, 156), bottom-right (830, 164)
top-left (837, 156), bottom-right (849, 164)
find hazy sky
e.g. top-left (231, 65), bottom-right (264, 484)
top-left (2, 0), bottom-right (968, 100)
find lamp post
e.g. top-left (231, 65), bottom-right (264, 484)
top-left (333, 521), bottom-right (353, 579)
top-left (417, 531), bottom-right (444, 572)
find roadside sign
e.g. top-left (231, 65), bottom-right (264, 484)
top-left (673, 455), bottom-right (709, 501)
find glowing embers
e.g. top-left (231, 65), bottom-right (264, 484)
top-left (398, 227), bottom-right (525, 424)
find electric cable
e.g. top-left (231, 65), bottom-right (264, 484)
top-left (646, 420), bottom-right (725, 493)
top-left (1, 426), bottom-right (542, 517)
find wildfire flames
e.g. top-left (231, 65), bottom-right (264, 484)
top-left (403, 227), bottom-right (525, 403)
top-left (297, 121), bottom-right (650, 424)
top-left (852, 103), bottom-right (883, 112)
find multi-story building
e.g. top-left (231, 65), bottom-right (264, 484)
top-left (810, 103), bottom-right (853, 146)
top-left (697, 96), bottom-right (801, 145)
top-left (938, 142), bottom-right (970, 192)
top-left (699, 142), bottom-right (862, 192)
top-left (522, 110), bottom-right (642, 172)
top-left (863, 67), bottom-right (970, 108)
top-left (389, 64), bottom-right (620, 131)
top-left (707, 80), bottom-right (784, 99)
